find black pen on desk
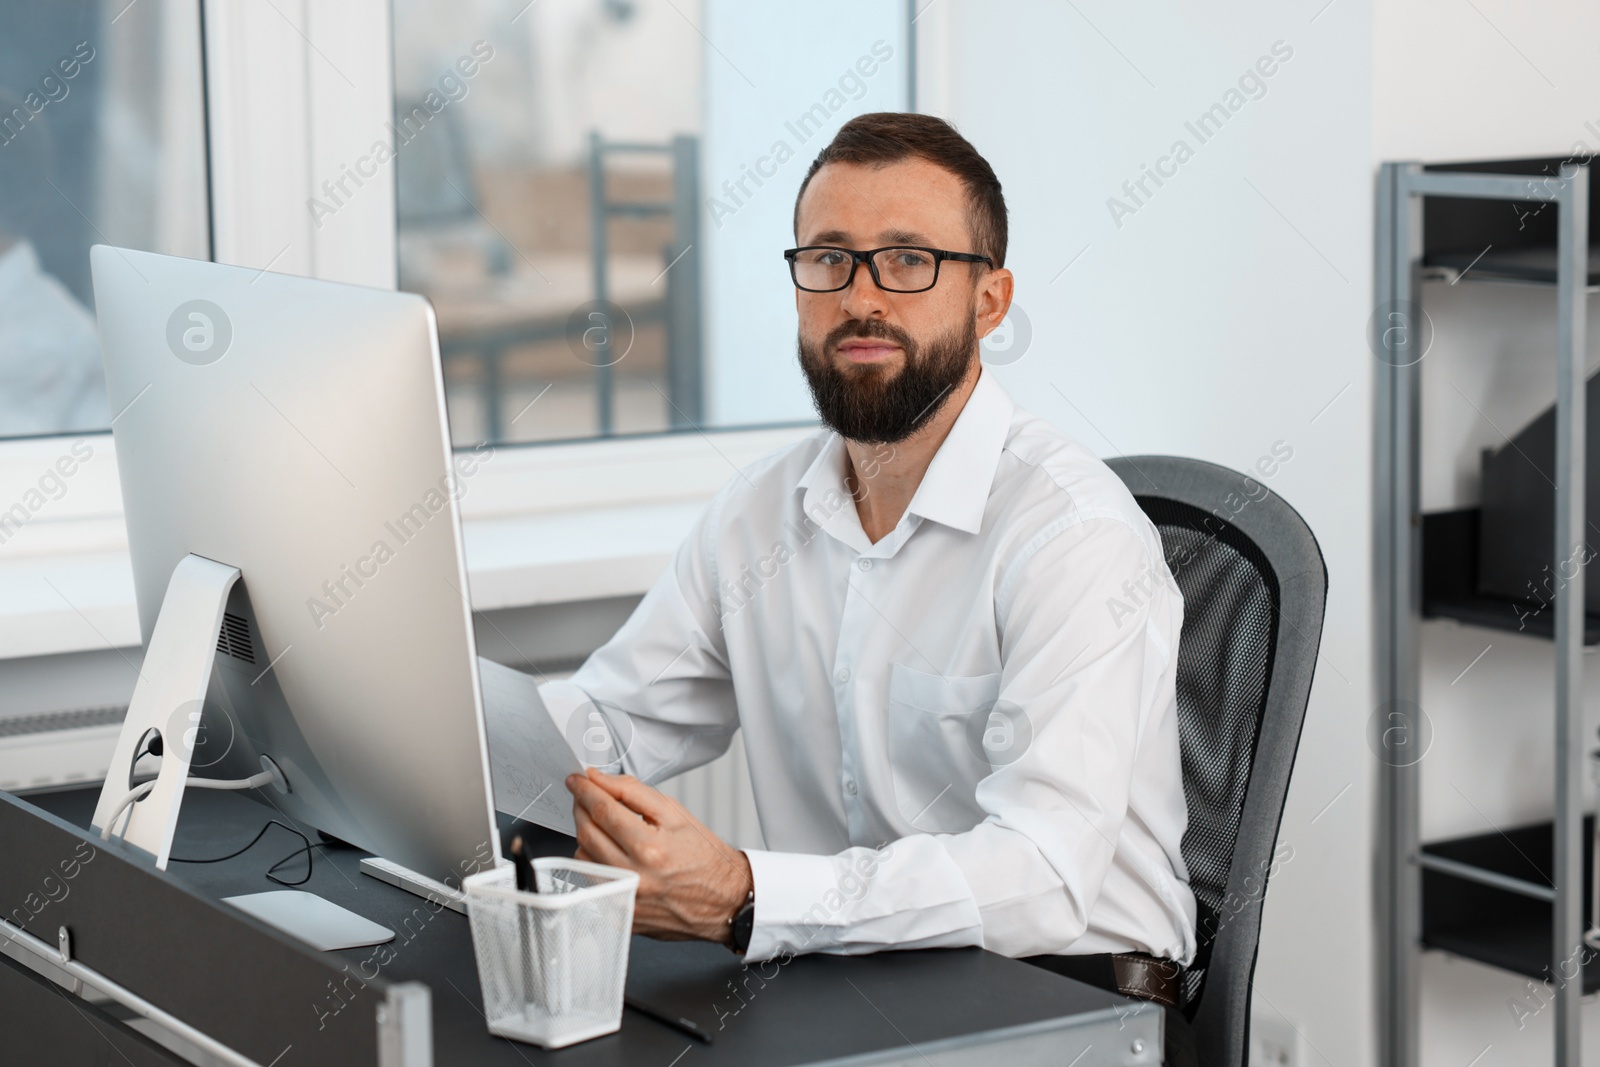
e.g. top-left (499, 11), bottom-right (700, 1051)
top-left (625, 994), bottom-right (714, 1045)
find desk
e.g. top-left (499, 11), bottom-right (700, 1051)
top-left (1, 787), bottom-right (1162, 1066)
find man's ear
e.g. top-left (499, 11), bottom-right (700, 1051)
top-left (973, 267), bottom-right (1015, 342)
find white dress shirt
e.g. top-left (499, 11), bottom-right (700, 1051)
top-left (538, 367), bottom-right (1197, 965)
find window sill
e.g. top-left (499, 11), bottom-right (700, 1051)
top-left (0, 425), bottom-right (813, 660)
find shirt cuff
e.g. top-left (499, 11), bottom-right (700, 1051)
top-left (741, 848), bottom-right (846, 962)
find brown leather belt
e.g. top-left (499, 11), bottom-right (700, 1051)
top-left (1108, 952), bottom-right (1182, 1009)
top-left (1020, 951), bottom-right (1182, 1010)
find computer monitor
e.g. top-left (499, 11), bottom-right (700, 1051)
top-left (87, 245), bottom-right (501, 894)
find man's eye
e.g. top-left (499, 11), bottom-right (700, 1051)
top-left (892, 251), bottom-right (930, 268)
top-left (816, 251), bottom-right (848, 266)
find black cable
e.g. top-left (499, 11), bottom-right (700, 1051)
top-left (168, 820), bottom-right (318, 887)
top-left (265, 841), bottom-right (339, 887)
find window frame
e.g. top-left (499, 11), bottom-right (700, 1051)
top-left (0, 1), bottom-right (819, 660)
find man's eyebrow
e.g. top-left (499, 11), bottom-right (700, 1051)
top-left (803, 228), bottom-right (932, 247)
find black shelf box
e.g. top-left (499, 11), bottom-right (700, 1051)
top-left (1475, 365), bottom-right (1600, 613)
top-left (1422, 508), bottom-right (1600, 644)
top-left (1422, 817), bottom-right (1600, 992)
top-left (1424, 156), bottom-right (1600, 285)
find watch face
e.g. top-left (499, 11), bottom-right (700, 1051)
top-left (732, 901), bottom-right (756, 953)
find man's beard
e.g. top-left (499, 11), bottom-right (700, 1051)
top-left (797, 316), bottom-right (977, 445)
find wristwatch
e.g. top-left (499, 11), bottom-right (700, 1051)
top-left (727, 889), bottom-right (756, 955)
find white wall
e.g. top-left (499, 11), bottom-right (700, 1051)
top-left (921, 1), bottom-right (1376, 1063)
top-left (1374, 0), bottom-right (1600, 165)
top-left (1376, 1), bottom-right (1600, 1063)
top-left (700, 0), bottom-right (908, 426)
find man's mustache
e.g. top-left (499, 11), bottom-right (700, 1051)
top-left (823, 320), bottom-right (913, 350)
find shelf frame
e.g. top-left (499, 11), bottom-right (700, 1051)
top-left (1416, 851), bottom-right (1556, 903)
top-left (1377, 161), bottom-right (1591, 1067)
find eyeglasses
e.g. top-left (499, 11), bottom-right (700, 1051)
top-left (783, 245), bottom-right (994, 294)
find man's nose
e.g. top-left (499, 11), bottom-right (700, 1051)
top-left (838, 258), bottom-right (889, 320)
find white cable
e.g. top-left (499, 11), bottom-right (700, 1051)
top-left (100, 770), bottom-right (277, 842)
top-left (102, 781), bottom-right (156, 841)
top-left (186, 770), bottom-right (276, 791)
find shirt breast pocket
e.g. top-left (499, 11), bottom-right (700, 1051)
top-left (885, 663), bottom-right (1001, 834)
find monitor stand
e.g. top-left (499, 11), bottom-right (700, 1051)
top-left (91, 553), bottom-right (243, 867)
top-left (90, 553), bottom-right (395, 950)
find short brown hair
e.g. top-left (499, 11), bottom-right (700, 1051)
top-left (794, 112), bottom-right (1008, 269)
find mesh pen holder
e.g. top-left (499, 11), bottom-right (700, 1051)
top-left (463, 859), bottom-right (639, 1048)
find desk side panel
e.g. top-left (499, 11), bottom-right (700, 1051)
top-left (0, 790), bottom-right (385, 1066)
top-left (0, 952), bottom-right (185, 1066)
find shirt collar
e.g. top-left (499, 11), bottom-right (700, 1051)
top-left (903, 367), bottom-right (1014, 535)
top-left (795, 427), bottom-right (870, 552)
top-left (795, 367), bottom-right (1015, 542)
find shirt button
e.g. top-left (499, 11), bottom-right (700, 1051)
top-left (835, 667), bottom-right (851, 683)
top-left (844, 777), bottom-right (858, 796)
top-left (857, 558), bottom-right (872, 571)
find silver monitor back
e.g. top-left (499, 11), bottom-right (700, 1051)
top-left (91, 245), bottom-right (500, 886)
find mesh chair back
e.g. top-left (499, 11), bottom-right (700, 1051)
top-left (1108, 456), bottom-right (1326, 1067)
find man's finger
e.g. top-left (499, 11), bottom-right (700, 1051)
top-left (567, 773), bottom-right (638, 821)
top-left (573, 804), bottom-right (631, 869)
top-left (570, 776), bottom-right (653, 850)
top-left (582, 767), bottom-right (676, 824)
top-left (567, 772), bottom-right (606, 811)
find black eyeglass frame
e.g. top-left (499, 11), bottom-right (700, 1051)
top-left (782, 245), bottom-right (995, 294)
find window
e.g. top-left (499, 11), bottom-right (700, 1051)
top-left (391, 0), bottom-right (910, 447)
top-left (0, 0), bottom-right (210, 441)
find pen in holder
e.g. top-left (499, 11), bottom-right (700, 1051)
top-left (464, 857), bottom-right (638, 1048)
top-left (508, 837), bottom-right (544, 1013)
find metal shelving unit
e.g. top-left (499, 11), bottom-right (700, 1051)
top-left (1378, 159), bottom-right (1591, 1066)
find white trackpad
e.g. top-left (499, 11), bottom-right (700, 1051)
top-left (224, 890), bottom-right (395, 951)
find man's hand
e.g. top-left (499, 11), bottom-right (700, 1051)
top-left (566, 767), bottom-right (753, 945)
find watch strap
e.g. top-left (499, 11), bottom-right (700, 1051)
top-left (728, 889), bottom-right (756, 954)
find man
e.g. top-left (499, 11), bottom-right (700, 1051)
top-left (540, 111), bottom-right (1195, 1051)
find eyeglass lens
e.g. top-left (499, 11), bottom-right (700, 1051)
top-left (792, 248), bottom-right (938, 292)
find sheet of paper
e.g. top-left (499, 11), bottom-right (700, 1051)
top-left (477, 656), bottom-right (582, 837)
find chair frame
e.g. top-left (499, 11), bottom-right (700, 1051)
top-left (1107, 455), bottom-right (1327, 1067)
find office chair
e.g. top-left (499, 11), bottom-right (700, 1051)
top-left (1107, 455), bottom-right (1328, 1067)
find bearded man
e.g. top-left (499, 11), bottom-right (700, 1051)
top-left (540, 111), bottom-right (1197, 1062)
